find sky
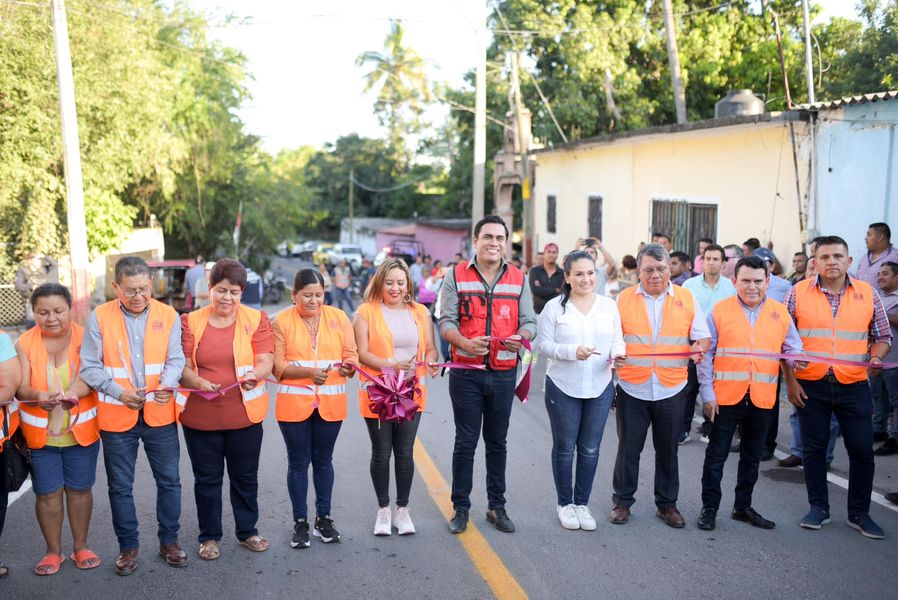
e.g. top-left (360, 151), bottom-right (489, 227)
top-left (191, 0), bottom-right (862, 154)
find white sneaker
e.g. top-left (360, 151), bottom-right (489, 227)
top-left (557, 504), bottom-right (580, 530)
top-left (575, 505), bottom-right (597, 531)
top-left (374, 507), bottom-right (392, 536)
top-left (394, 506), bottom-right (416, 535)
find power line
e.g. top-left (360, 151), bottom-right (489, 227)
top-left (349, 173), bottom-right (430, 193)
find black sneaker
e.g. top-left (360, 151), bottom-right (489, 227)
top-left (292, 519), bottom-right (310, 548)
top-left (313, 516), bottom-right (341, 543)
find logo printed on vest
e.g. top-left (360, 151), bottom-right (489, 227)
top-left (329, 320), bottom-right (339, 329)
top-left (674, 299), bottom-right (684, 309)
top-left (853, 292), bottom-right (864, 301)
top-left (244, 324), bottom-right (252, 335)
top-left (498, 305), bottom-right (511, 319)
top-left (770, 311), bottom-right (781, 321)
top-left (151, 320), bottom-right (163, 332)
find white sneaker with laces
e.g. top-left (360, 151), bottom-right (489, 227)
top-left (394, 506), bottom-right (416, 535)
top-left (558, 504), bottom-right (580, 530)
top-left (575, 505), bottom-right (597, 531)
top-left (374, 507), bottom-right (392, 536)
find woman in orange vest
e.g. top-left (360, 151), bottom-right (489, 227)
top-left (0, 328), bottom-right (22, 579)
top-left (14, 283), bottom-right (100, 575)
top-left (353, 258), bottom-right (438, 536)
top-left (178, 259), bottom-right (274, 560)
top-left (273, 268), bottom-right (358, 549)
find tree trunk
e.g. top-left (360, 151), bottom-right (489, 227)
top-left (661, 0), bottom-right (687, 124)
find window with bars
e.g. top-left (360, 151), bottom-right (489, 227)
top-left (588, 195), bottom-right (603, 239)
top-left (547, 195), bottom-right (557, 234)
top-left (651, 199), bottom-right (718, 257)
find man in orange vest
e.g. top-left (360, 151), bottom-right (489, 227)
top-left (79, 256), bottom-right (187, 574)
top-left (696, 255), bottom-right (804, 531)
top-left (783, 235), bottom-right (891, 539)
top-left (610, 244), bottom-right (710, 528)
top-left (439, 215), bottom-right (537, 534)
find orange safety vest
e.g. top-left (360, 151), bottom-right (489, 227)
top-left (793, 277), bottom-right (874, 384)
top-left (275, 305), bottom-right (352, 422)
top-left (356, 301), bottom-right (430, 419)
top-left (179, 304), bottom-right (269, 423)
top-left (618, 285), bottom-right (695, 387)
top-left (0, 327), bottom-right (18, 448)
top-left (711, 296), bottom-right (790, 408)
top-left (94, 299), bottom-right (179, 432)
top-left (17, 323), bottom-right (99, 448)
top-left (451, 262), bottom-right (525, 370)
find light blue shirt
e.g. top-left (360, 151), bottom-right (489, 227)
top-left (682, 274), bottom-right (736, 315)
top-left (766, 274), bottom-right (792, 304)
top-left (0, 333), bottom-right (15, 363)
top-left (618, 283), bottom-right (711, 401)
top-left (698, 296), bottom-right (803, 404)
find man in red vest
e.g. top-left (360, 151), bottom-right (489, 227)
top-left (696, 255), bottom-right (804, 531)
top-left (783, 235), bottom-right (891, 539)
top-left (439, 215), bottom-right (537, 534)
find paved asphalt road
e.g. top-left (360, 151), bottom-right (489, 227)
top-left (3, 287), bottom-right (898, 599)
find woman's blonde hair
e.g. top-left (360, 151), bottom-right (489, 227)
top-left (364, 258), bottom-right (414, 304)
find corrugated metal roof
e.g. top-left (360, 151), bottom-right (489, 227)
top-left (799, 90), bottom-right (898, 110)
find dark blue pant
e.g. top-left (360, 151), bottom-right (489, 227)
top-left (612, 386), bottom-right (686, 509)
top-left (100, 416), bottom-right (181, 551)
top-left (701, 396), bottom-right (770, 511)
top-left (797, 378), bottom-right (875, 516)
top-left (279, 412), bottom-right (342, 520)
top-left (182, 423), bottom-right (263, 543)
top-left (545, 377), bottom-right (613, 506)
top-left (449, 367), bottom-right (517, 510)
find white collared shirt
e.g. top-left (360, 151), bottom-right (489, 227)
top-left (536, 294), bottom-right (626, 399)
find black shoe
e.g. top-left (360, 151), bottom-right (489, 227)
top-left (875, 437), bottom-right (898, 456)
top-left (291, 519), bottom-right (310, 548)
top-left (777, 454), bottom-right (802, 468)
top-left (448, 508), bottom-right (469, 534)
top-left (874, 431), bottom-right (889, 443)
top-left (486, 508), bottom-right (516, 533)
top-left (732, 507), bottom-right (775, 529)
top-left (313, 516), bottom-right (341, 543)
top-left (884, 492), bottom-right (898, 505)
top-left (729, 443), bottom-right (741, 453)
top-left (677, 431), bottom-right (690, 446)
top-left (760, 448), bottom-right (775, 461)
top-left (697, 506), bottom-right (717, 531)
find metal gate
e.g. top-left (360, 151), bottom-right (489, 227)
top-left (651, 199), bottom-right (717, 256)
top-left (588, 195), bottom-right (603, 239)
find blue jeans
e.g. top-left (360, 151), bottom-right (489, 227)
top-left (30, 441), bottom-right (100, 495)
top-left (333, 287), bottom-right (354, 313)
top-left (797, 378), bottom-right (875, 516)
top-left (870, 369), bottom-right (898, 437)
top-left (789, 406), bottom-right (838, 462)
top-left (544, 377), bottom-right (613, 506)
top-left (100, 416), bottom-right (181, 551)
top-left (279, 412), bottom-right (342, 520)
top-left (449, 367), bottom-right (517, 510)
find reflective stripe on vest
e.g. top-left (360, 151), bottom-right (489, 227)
top-left (793, 278), bottom-right (874, 384)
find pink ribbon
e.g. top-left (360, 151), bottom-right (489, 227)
top-left (348, 364), bottom-right (421, 423)
top-left (494, 337), bottom-right (534, 403)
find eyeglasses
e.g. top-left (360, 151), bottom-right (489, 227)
top-left (120, 287), bottom-right (152, 298)
top-left (212, 288), bottom-right (242, 298)
top-left (640, 266), bottom-right (669, 276)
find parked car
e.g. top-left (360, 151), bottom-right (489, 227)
top-left (297, 240), bottom-right (320, 262)
top-left (326, 244), bottom-right (363, 273)
top-left (312, 243), bottom-right (334, 266)
top-left (146, 259), bottom-right (196, 314)
top-left (374, 240), bottom-right (425, 267)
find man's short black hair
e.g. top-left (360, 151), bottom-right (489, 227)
top-left (653, 232), bottom-right (671, 242)
top-left (699, 237), bottom-right (714, 245)
top-left (473, 214), bottom-right (509, 239)
top-left (703, 243), bottom-right (726, 259)
top-left (734, 255), bottom-right (769, 278)
top-left (814, 235), bottom-right (849, 255)
top-left (794, 251), bottom-right (808, 259)
top-left (742, 238), bottom-right (761, 251)
top-left (669, 251), bottom-right (690, 262)
top-left (882, 261), bottom-right (898, 276)
top-left (869, 222), bottom-right (891, 241)
top-left (114, 256), bottom-right (150, 283)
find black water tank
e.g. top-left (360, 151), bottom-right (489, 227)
top-left (714, 89), bottom-right (765, 118)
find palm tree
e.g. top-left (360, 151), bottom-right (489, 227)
top-left (356, 20), bottom-right (431, 156)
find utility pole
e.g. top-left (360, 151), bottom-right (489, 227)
top-left (801, 0), bottom-right (817, 236)
top-left (472, 14), bottom-right (487, 224)
top-left (348, 168), bottom-right (355, 243)
top-left (661, 0), bottom-right (687, 124)
top-left (510, 52), bottom-right (532, 264)
top-left (801, 0), bottom-right (815, 105)
top-left (51, 0), bottom-right (90, 324)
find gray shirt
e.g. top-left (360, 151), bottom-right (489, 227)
top-left (79, 302), bottom-right (185, 401)
top-left (438, 257), bottom-right (538, 339)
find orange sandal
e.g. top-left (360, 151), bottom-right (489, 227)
top-left (34, 554), bottom-right (65, 576)
top-left (70, 549), bottom-right (101, 570)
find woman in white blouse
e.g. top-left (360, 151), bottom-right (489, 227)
top-left (536, 250), bottom-right (626, 531)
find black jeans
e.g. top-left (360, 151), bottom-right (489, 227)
top-left (798, 378), bottom-right (874, 516)
top-left (681, 361), bottom-right (710, 436)
top-left (701, 396), bottom-right (770, 511)
top-left (0, 449), bottom-right (7, 542)
top-left (449, 368), bottom-right (517, 511)
top-left (612, 386), bottom-right (686, 509)
top-left (365, 412), bottom-right (421, 508)
top-left (762, 375), bottom-right (783, 453)
top-left (182, 423), bottom-right (264, 543)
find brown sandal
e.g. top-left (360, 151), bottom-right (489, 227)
top-left (237, 535), bottom-right (269, 552)
top-left (199, 540), bottom-right (220, 561)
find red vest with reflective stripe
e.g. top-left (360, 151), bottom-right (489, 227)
top-left (276, 305), bottom-right (351, 422)
top-left (95, 300), bottom-right (178, 432)
top-left (617, 285), bottom-right (695, 387)
top-left (357, 301), bottom-right (430, 418)
top-left (711, 296), bottom-right (790, 408)
top-left (793, 277), bottom-right (873, 384)
top-left (18, 323), bottom-right (99, 448)
top-left (451, 262), bottom-right (525, 371)
top-left (182, 305), bottom-right (269, 423)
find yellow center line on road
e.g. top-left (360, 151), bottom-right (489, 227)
top-left (413, 438), bottom-right (528, 600)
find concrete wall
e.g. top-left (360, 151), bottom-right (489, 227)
top-left (533, 119), bottom-right (809, 267)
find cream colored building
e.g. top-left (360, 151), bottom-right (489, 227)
top-left (531, 113), bottom-right (810, 266)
